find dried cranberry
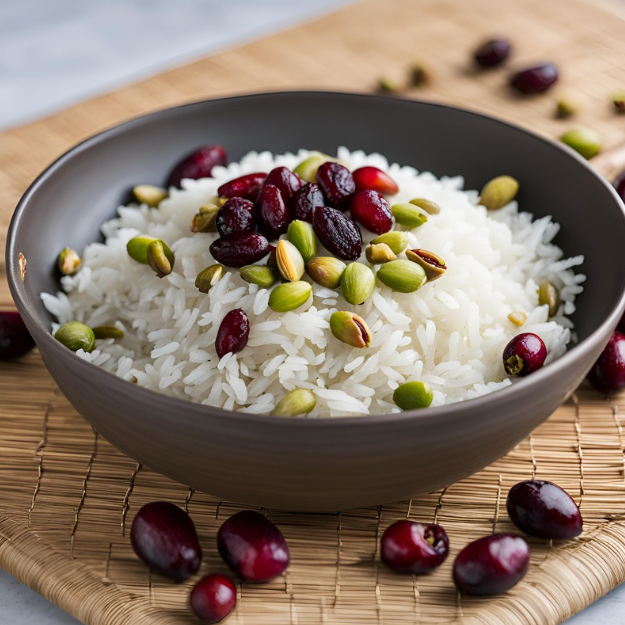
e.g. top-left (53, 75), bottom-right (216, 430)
top-left (264, 166), bottom-right (302, 204)
top-left (453, 534), bottom-right (529, 595)
top-left (0, 311), bottom-right (35, 360)
top-left (503, 333), bottom-right (547, 376)
top-left (507, 480), bottom-right (583, 539)
top-left (313, 206), bottom-right (362, 260)
top-left (258, 184), bottom-right (291, 239)
top-left (292, 183), bottom-right (325, 222)
top-left (474, 38), bottom-right (511, 68)
top-left (380, 521), bottom-right (449, 574)
top-left (587, 331), bottom-right (625, 393)
top-left (218, 173), bottom-right (267, 201)
top-left (350, 190), bottom-right (393, 234)
top-left (316, 162), bottom-right (356, 210)
top-left (190, 574), bottom-right (237, 624)
top-left (215, 309), bottom-right (249, 359)
top-left (352, 166), bottom-right (399, 195)
top-left (216, 197), bottom-right (256, 237)
top-left (130, 501), bottom-right (201, 582)
top-left (217, 510), bottom-right (290, 582)
top-left (510, 63), bottom-right (558, 94)
top-left (210, 232), bottom-right (270, 268)
top-left (167, 146), bottom-right (227, 188)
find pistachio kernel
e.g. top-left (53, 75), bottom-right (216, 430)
top-left (54, 321), bottom-right (96, 353)
top-left (147, 239), bottom-right (175, 278)
top-left (306, 256), bottom-right (346, 289)
top-left (560, 128), bottom-right (602, 160)
top-left (330, 311), bottom-right (372, 348)
top-left (195, 264), bottom-right (225, 293)
top-left (507, 311), bottom-right (528, 327)
top-left (273, 389), bottom-right (317, 417)
top-left (190, 203), bottom-right (219, 233)
top-left (405, 249), bottom-right (447, 281)
top-left (133, 184), bottom-right (168, 207)
top-left (371, 231), bottom-right (409, 254)
top-left (391, 203), bottom-right (428, 229)
top-left (612, 91), bottom-right (625, 112)
top-left (556, 97), bottom-right (578, 119)
top-left (268, 281), bottom-right (312, 313)
top-left (240, 265), bottom-right (278, 288)
top-left (409, 198), bottom-right (440, 215)
top-left (341, 262), bottom-right (376, 305)
top-left (365, 242), bottom-right (396, 264)
top-left (276, 239), bottom-right (306, 282)
top-left (92, 326), bottom-right (124, 339)
top-left (376, 259), bottom-right (427, 293)
top-left (378, 76), bottom-right (403, 93)
top-left (479, 175), bottom-right (519, 210)
top-left (287, 220), bottom-right (317, 263)
top-left (127, 235), bottom-right (156, 264)
top-left (293, 152), bottom-right (335, 183)
top-left (538, 280), bottom-right (560, 318)
top-left (393, 381), bottom-right (433, 410)
top-left (410, 61), bottom-right (432, 87)
top-left (57, 247), bottom-right (81, 276)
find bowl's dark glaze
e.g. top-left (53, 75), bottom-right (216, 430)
top-left (7, 92), bottom-right (625, 511)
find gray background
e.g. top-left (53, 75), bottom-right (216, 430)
top-left (1, 0), bottom-right (623, 623)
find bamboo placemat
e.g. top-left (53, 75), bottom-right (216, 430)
top-left (3, 0), bottom-right (625, 623)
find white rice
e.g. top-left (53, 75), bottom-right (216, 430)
top-left (41, 148), bottom-right (585, 417)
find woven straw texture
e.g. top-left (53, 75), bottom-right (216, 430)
top-left (3, 0), bottom-right (625, 623)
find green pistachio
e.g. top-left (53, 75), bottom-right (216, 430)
top-left (329, 311), bottom-right (372, 348)
top-left (409, 198), bottom-right (440, 215)
top-left (133, 184), bottom-right (168, 207)
top-left (405, 249), bottom-right (446, 281)
top-left (287, 220), bottom-right (317, 263)
top-left (240, 265), bottom-right (278, 288)
top-left (556, 97), bottom-right (578, 119)
top-left (376, 260), bottom-right (427, 293)
top-left (276, 239), bottom-right (305, 282)
top-left (306, 257), bottom-right (346, 289)
top-left (57, 247), bottom-right (81, 276)
top-left (273, 389), bottom-right (317, 417)
top-left (378, 76), bottom-right (403, 93)
top-left (370, 231), bottom-right (409, 254)
top-left (147, 239), bottom-right (175, 278)
top-left (268, 281), bottom-right (312, 312)
top-left (612, 91), bottom-right (625, 112)
top-left (393, 381), bottom-right (433, 410)
top-left (195, 264), bottom-right (225, 293)
top-left (561, 128), bottom-right (602, 160)
top-left (208, 195), bottom-right (229, 207)
top-left (92, 326), bottom-right (124, 339)
top-left (190, 203), bottom-right (219, 233)
top-left (538, 280), bottom-right (560, 318)
top-left (126, 235), bottom-right (156, 264)
top-left (391, 203), bottom-right (428, 229)
top-left (293, 152), bottom-right (334, 183)
top-left (54, 321), bottom-right (96, 353)
top-left (365, 242), bottom-right (396, 264)
top-left (507, 311), bottom-right (527, 327)
top-left (479, 175), bottom-right (519, 210)
top-left (341, 262), bottom-right (375, 305)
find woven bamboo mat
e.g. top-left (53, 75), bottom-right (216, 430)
top-left (3, 0), bottom-right (625, 623)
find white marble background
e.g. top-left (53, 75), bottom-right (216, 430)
top-left (1, 0), bottom-right (624, 623)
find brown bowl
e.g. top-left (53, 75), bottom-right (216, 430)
top-left (7, 92), bottom-right (625, 511)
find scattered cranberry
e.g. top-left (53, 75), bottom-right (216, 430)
top-left (474, 38), bottom-right (511, 68)
top-left (313, 206), bottom-right (362, 261)
top-left (503, 332), bottom-right (547, 376)
top-left (257, 184), bottom-right (291, 239)
top-left (350, 190), bottom-right (393, 234)
top-left (264, 166), bottom-right (302, 205)
top-left (210, 232), bottom-right (270, 267)
top-left (614, 170), bottom-right (625, 204)
top-left (216, 198), bottom-right (256, 237)
top-left (316, 162), bottom-right (356, 210)
top-left (587, 331), bottom-right (625, 393)
top-left (218, 173), bottom-right (267, 201)
top-left (507, 480), bottom-right (583, 539)
top-left (510, 63), bottom-right (558, 94)
top-left (215, 309), bottom-right (250, 359)
top-left (380, 521), bottom-right (449, 574)
top-left (130, 501), bottom-right (201, 582)
top-left (352, 166), bottom-right (399, 195)
top-left (453, 534), bottom-right (530, 595)
top-left (190, 574), bottom-right (237, 624)
top-left (292, 183), bottom-right (325, 222)
top-left (0, 311), bottom-right (35, 360)
top-left (217, 510), bottom-right (290, 582)
top-left (167, 146), bottom-right (227, 188)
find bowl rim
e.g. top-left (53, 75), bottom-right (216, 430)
top-left (7, 89), bottom-right (625, 428)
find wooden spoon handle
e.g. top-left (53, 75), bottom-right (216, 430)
top-left (591, 141), bottom-right (625, 180)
